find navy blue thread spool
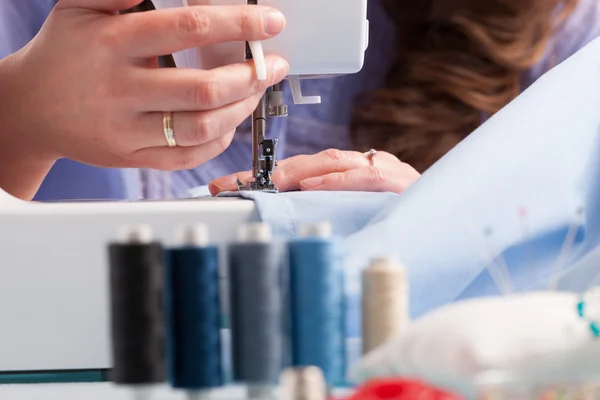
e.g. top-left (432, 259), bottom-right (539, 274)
top-left (165, 225), bottom-right (223, 400)
top-left (108, 225), bottom-right (166, 398)
top-left (288, 222), bottom-right (346, 387)
top-left (228, 223), bottom-right (284, 399)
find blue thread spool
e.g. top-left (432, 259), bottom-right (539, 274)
top-left (228, 223), bottom-right (284, 399)
top-left (288, 222), bottom-right (346, 387)
top-left (165, 225), bottom-right (223, 399)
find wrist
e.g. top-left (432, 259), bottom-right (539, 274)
top-left (0, 55), bottom-right (56, 200)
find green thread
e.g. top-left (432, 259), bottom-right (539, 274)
top-left (577, 296), bottom-right (600, 339)
top-left (577, 300), bottom-right (585, 317)
top-left (590, 322), bottom-right (600, 338)
top-left (0, 370), bottom-right (106, 384)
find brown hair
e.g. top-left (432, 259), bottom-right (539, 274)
top-left (351, 0), bottom-right (578, 172)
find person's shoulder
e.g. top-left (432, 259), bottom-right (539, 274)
top-left (526, 0), bottom-right (600, 84)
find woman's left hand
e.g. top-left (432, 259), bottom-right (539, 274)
top-left (209, 148), bottom-right (421, 196)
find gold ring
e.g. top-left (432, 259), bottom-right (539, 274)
top-left (163, 112), bottom-right (177, 147)
top-left (365, 149), bottom-right (377, 166)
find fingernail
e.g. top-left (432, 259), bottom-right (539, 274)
top-left (210, 178), bottom-right (229, 191)
top-left (211, 182), bottom-right (225, 191)
top-left (300, 177), bottom-right (323, 190)
top-left (263, 9), bottom-right (286, 35)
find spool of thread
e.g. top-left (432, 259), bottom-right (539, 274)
top-left (280, 367), bottom-right (328, 400)
top-left (288, 222), bottom-right (346, 386)
top-left (361, 256), bottom-right (409, 355)
top-left (165, 224), bottom-right (223, 398)
top-left (228, 222), bottom-right (283, 398)
top-left (108, 225), bottom-right (166, 388)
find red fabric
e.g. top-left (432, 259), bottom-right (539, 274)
top-left (346, 378), bottom-right (463, 400)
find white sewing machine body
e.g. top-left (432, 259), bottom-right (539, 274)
top-left (0, 0), bottom-right (369, 377)
top-left (152, 0), bottom-right (370, 76)
top-left (0, 187), bottom-right (258, 373)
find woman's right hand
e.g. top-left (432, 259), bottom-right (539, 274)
top-left (1, 0), bottom-right (288, 172)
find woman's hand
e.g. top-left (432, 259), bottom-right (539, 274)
top-left (0, 0), bottom-right (288, 199)
top-left (209, 149), bottom-right (421, 195)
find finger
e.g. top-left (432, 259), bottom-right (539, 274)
top-left (299, 166), bottom-right (417, 194)
top-left (135, 55), bottom-right (289, 112)
top-left (271, 149), bottom-right (400, 192)
top-left (58, 0), bottom-right (142, 13)
top-left (131, 130), bottom-right (236, 170)
top-left (137, 91), bottom-right (262, 148)
top-left (208, 149), bottom-right (401, 194)
top-left (209, 171), bottom-right (253, 196)
top-left (115, 5), bottom-right (286, 57)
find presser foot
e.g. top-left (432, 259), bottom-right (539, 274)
top-left (238, 138), bottom-right (279, 193)
top-left (236, 178), bottom-right (279, 194)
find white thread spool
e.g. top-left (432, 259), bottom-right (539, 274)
top-left (175, 224), bottom-right (209, 247)
top-left (237, 222), bottom-right (272, 243)
top-left (361, 256), bottom-right (409, 355)
top-left (280, 367), bottom-right (327, 400)
top-left (298, 222), bottom-right (332, 238)
top-left (118, 224), bottom-right (153, 244)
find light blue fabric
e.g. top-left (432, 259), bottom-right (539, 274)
top-left (192, 36), bottom-right (600, 332)
top-left (215, 191), bottom-right (399, 240)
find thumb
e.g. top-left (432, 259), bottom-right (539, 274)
top-left (209, 171), bottom-right (253, 196)
top-left (58, 0), bottom-right (144, 13)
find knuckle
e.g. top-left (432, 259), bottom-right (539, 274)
top-left (217, 131), bottom-right (235, 152)
top-left (191, 114), bottom-right (217, 143)
top-left (322, 148), bottom-right (346, 163)
top-left (402, 162), bottom-right (421, 178)
top-left (331, 172), bottom-right (347, 185)
top-left (381, 151), bottom-right (401, 164)
top-left (274, 164), bottom-right (290, 181)
top-left (238, 10), bottom-right (254, 39)
top-left (96, 23), bottom-right (124, 50)
top-left (192, 78), bottom-right (221, 108)
top-left (274, 155), bottom-right (302, 180)
top-left (97, 31), bottom-right (118, 50)
top-left (366, 166), bottom-right (387, 183)
top-left (177, 10), bottom-right (211, 40)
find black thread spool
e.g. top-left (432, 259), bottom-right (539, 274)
top-left (228, 223), bottom-right (284, 399)
top-left (108, 225), bottom-right (166, 394)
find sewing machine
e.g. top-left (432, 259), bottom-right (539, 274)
top-left (0, 0), bottom-right (369, 380)
top-left (154, 0), bottom-right (370, 192)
